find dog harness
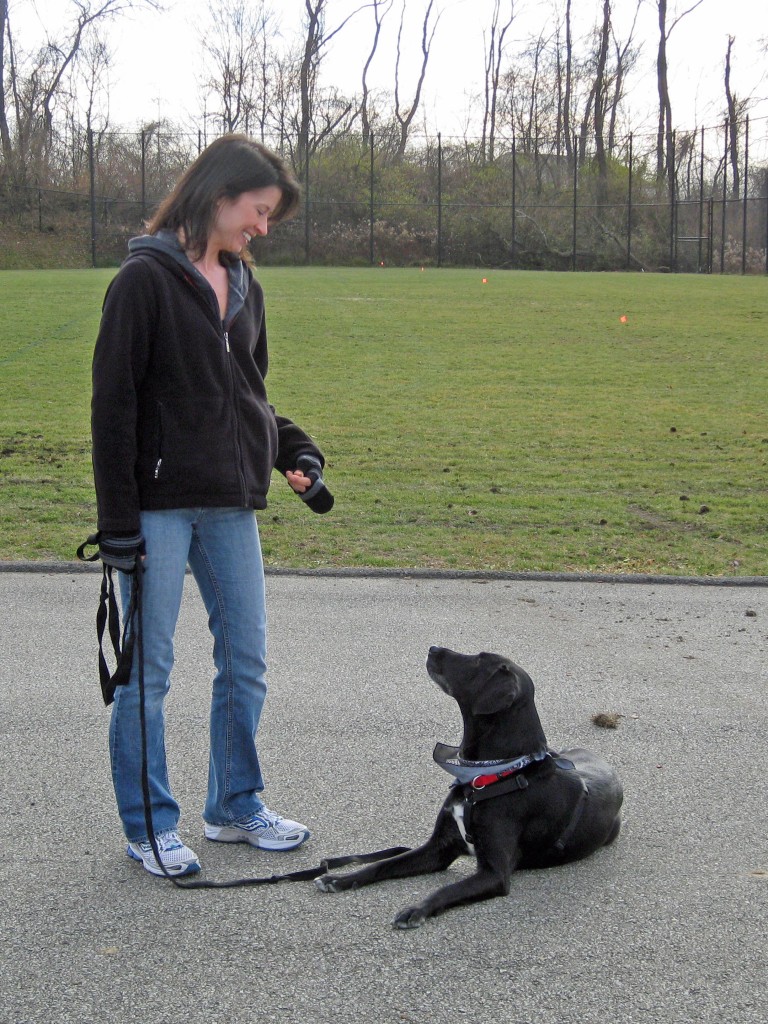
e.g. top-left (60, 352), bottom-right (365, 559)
top-left (434, 742), bottom-right (589, 852)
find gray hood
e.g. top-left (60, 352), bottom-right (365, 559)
top-left (127, 230), bottom-right (251, 328)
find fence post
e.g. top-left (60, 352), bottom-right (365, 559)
top-left (369, 132), bottom-right (375, 265)
top-left (571, 134), bottom-right (578, 271)
top-left (720, 120), bottom-right (728, 273)
top-left (707, 196), bottom-right (714, 273)
top-left (140, 129), bottom-right (147, 220)
top-left (741, 115), bottom-right (749, 275)
top-left (304, 149), bottom-right (310, 265)
top-left (669, 130), bottom-right (676, 271)
top-left (88, 127), bottom-right (97, 268)
top-left (626, 132), bottom-right (633, 269)
top-left (511, 134), bottom-right (516, 266)
top-left (697, 126), bottom-right (705, 272)
top-left (437, 132), bottom-right (443, 268)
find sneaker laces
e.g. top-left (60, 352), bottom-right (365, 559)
top-left (138, 830), bottom-right (185, 858)
top-left (155, 830), bottom-right (184, 851)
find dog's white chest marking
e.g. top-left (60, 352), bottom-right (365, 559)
top-left (450, 794), bottom-right (476, 855)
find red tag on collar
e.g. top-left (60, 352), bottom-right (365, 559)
top-left (472, 771), bottom-right (503, 789)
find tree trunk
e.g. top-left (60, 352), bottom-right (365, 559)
top-left (482, 0), bottom-right (514, 165)
top-left (298, 0), bottom-right (324, 175)
top-left (656, 0), bottom-right (704, 184)
top-left (393, 0), bottom-right (440, 160)
top-left (656, 0), bottom-right (672, 182)
top-left (361, 0), bottom-right (392, 146)
top-left (724, 36), bottom-right (740, 199)
top-left (0, 0), bottom-right (13, 174)
top-left (592, 0), bottom-right (611, 198)
top-left (562, 0), bottom-right (573, 161)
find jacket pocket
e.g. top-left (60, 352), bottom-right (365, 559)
top-left (142, 397), bottom-right (241, 493)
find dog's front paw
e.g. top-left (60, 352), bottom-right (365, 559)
top-left (393, 905), bottom-right (427, 930)
top-left (315, 874), bottom-right (352, 893)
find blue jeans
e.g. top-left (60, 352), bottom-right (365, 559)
top-left (111, 508), bottom-right (268, 842)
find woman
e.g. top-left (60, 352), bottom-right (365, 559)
top-left (91, 135), bottom-right (331, 877)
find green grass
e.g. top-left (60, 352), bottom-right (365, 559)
top-left (1, 267), bottom-right (766, 575)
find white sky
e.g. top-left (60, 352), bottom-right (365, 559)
top-left (11, 0), bottom-right (768, 139)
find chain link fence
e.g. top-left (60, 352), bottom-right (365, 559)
top-left (1, 117), bottom-right (766, 273)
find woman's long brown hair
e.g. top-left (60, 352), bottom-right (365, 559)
top-left (147, 134), bottom-right (301, 261)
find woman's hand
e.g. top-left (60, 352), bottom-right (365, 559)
top-left (287, 457), bottom-right (334, 513)
top-left (286, 469), bottom-right (313, 494)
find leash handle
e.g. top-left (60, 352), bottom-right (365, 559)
top-left (78, 532), bottom-right (142, 706)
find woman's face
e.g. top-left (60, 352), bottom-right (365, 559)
top-left (210, 185), bottom-right (284, 254)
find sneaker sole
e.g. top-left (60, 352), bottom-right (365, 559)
top-left (204, 824), bottom-right (310, 851)
top-left (127, 845), bottom-right (201, 877)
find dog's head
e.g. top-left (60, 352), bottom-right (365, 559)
top-left (426, 646), bottom-right (534, 715)
top-left (427, 646), bottom-right (546, 759)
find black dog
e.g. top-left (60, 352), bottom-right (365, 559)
top-left (316, 647), bottom-right (623, 929)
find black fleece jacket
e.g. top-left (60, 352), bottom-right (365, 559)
top-left (91, 237), bottom-right (324, 533)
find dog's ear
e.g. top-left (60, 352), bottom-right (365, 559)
top-left (473, 662), bottom-right (519, 715)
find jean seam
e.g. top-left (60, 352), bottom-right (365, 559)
top-left (193, 525), bottom-right (237, 823)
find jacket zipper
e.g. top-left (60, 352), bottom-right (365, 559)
top-left (183, 273), bottom-right (248, 503)
top-left (222, 324), bottom-right (248, 505)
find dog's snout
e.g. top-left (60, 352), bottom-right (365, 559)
top-left (427, 645), bottom-right (447, 669)
top-left (426, 646), bottom-right (447, 683)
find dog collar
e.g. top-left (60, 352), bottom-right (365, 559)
top-left (433, 742), bottom-right (549, 787)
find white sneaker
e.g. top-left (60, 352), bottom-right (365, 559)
top-left (204, 807), bottom-right (310, 851)
top-left (127, 830), bottom-right (201, 877)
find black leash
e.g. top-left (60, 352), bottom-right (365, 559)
top-left (78, 533), bottom-right (409, 889)
top-left (163, 846), bottom-right (412, 890)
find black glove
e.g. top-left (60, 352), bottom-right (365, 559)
top-left (295, 455), bottom-right (334, 514)
top-left (77, 531), bottom-right (146, 572)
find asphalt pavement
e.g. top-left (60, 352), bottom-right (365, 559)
top-left (1, 565), bottom-right (766, 1024)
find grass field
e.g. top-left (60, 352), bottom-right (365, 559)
top-left (0, 266), bottom-right (766, 576)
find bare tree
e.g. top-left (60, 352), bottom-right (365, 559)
top-left (550, 0), bottom-right (572, 158)
top-left (38, 1), bottom-right (160, 137)
top-left (481, 0), bottom-right (515, 164)
top-left (1, 0), bottom-right (159, 185)
top-left (62, 29), bottom-right (113, 185)
top-left (199, 0), bottom-right (277, 135)
top-left (606, 2), bottom-right (641, 151)
top-left (723, 35), bottom-right (751, 199)
top-left (0, 0), bottom-right (11, 170)
top-left (296, 0), bottom-right (371, 171)
top-left (393, 0), bottom-right (441, 159)
top-left (562, 0), bottom-right (573, 157)
top-left (590, 0), bottom-right (611, 188)
top-left (361, 0), bottom-right (394, 146)
top-left (655, 0), bottom-right (705, 183)
top-left (500, 27), bottom-right (558, 172)
top-left (252, 6), bottom-right (279, 142)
